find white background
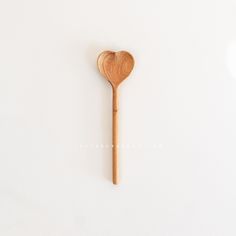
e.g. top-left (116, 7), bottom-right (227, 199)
top-left (1, 0), bottom-right (236, 235)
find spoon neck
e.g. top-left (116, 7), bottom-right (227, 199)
top-left (112, 85), bottom-right (119, 92)
top-left (112, 86), bottom-right (119, 112)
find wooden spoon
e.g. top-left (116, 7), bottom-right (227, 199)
top-left (97, 51), bottom-right (135, 184)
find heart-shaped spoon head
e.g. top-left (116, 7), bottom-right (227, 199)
top-left (97, 51), bottom-right (134, 88)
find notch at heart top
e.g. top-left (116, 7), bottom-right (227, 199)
top-left (97, 51), bottom-right (134, 88)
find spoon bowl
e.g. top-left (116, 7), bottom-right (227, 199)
top-left (97, 51), bottom-right (134, 88)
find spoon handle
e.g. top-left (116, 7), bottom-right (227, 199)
top-left (112, 87), bottom-right (118, 184)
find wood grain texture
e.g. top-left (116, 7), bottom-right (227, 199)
top-left (97, 51), bottom-right (134, 184)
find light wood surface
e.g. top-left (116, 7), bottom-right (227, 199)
top-left (97, 51), bottom-right (134, 184)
